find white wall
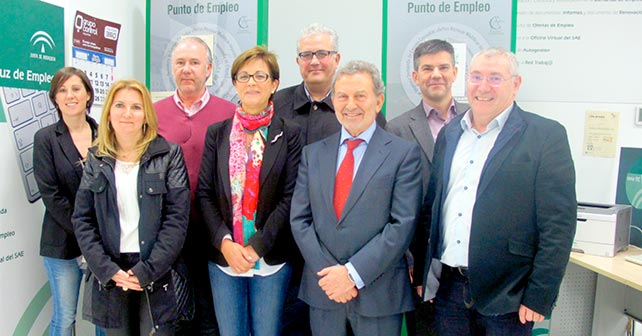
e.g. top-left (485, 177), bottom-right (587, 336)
top-left (267, 0), bottom-right (382, 89)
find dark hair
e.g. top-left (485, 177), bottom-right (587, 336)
top-left (413, 39), bottom-right (455, 70)
top-left (48, 67), bottom-right (94, 116)
top-left (231, 46), bottom-right (280, 82)
top-left (231, 46), bottom-right (280, 100)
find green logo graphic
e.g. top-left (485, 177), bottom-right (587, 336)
top-left (0, 97), bottom-right (6, 123)
top-left (30, 31), bottom-right (56, 54)
top-left (0, 0), bottom-right (64, 91)
top-left (626, 158), bottom-right (642, 209)
top-left (13, 282), bottom-right (51, 336)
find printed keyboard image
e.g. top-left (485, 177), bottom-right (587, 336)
top-left (1, 86), bottom-right (59, 203)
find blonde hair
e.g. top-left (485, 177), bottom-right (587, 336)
top-left (95, 79), bottom-right (158, 160)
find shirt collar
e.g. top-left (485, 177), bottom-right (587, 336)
top-left (173, 89), bottom-right (210, 115)
top-left (340, 120), bottom-right (377, 145)
top-left (423, 99), bottom-right (457, 120)
top-left (304, 84), bottom-right (332, 103)
top-left (460, 103), bottom-right (514, 133)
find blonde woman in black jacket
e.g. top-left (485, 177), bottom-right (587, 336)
top-left (73, 79), bottom-right (190, 335)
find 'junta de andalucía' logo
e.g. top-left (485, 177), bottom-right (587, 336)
top-left (29, 30), bottom-right (57, 62)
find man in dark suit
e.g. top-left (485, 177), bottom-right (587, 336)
top-left (386, 40), bottom-right (469, 335)
top-left (290, 60), bottom-right (423, 336)
top-left (422, 48), bottom-right (576, 335)
top-left (274, 23), bottom-right (385, 335)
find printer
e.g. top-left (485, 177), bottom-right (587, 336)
top-left (574, 202), bottom-right (631, 257)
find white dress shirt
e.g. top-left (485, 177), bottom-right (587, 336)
top-left (440, 104), bottom-right (513, 268)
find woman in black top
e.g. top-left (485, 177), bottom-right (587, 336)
top-left (33, 67), bottom-right (98, 335)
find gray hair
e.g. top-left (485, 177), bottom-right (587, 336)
top-left (413, 39), bottom-right (455, 70)
top-left (472, 48), bottom-right (519, 76)
top-left (174, 36), bottom-right (213, 65)
top-left (332, 60), bottom-right (385, 96)
top-left (297, 23), bottom-right (339, 52)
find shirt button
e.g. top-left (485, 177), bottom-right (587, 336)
top-left (141, 241), bottom-right (145, 245)
top-left (313, 105), bottom-right (318, 111)
top-left (477, 135), bottom-right (482, 139)
top-left (458, 213), bottom-right (462, 217)
top-left (457, 240), bottom-right (461, 244)
top-left (464, 186), bottom-right (468, 190)
top-left (148, 187), bottom-right (153, 193)
top-left (469, 160), bottom-right (474, 164)
top-left (139, 194), bottom-right (143, 199)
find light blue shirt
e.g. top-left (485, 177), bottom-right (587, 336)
top-left (336, 121), bottom-right (377, 289)
top-left (440, 104), bottom-right (513, 268)
top-left (335, 121), bottom-right (376, 176)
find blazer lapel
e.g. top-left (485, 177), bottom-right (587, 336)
top-left (218, 124), bottom-right (233, 206)
top-left (339, 128), bottom-right (390, 222)
top-left (259, 118), bottom-right (285, 188)
top-left (408, 105), bottom-right (435, 163)
top-left (320, 134), bottom-right (341, 219)
top-left (55, 121), bottom-right (83, 179)
top-left (476, 105), bottom-right (525, 197)
top-left (441, 118), bottom-right (464, 194)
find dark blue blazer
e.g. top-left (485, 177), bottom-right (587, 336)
top-left (422, 104), bottom-right (576, 316)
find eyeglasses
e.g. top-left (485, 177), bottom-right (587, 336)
top-left (235, 71), bottom-right (271, 83)
top-left (468, 73), bottom-right (515, 87)
top-left (297, 50), bottom-right (337, 61)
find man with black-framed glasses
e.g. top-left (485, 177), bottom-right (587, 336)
top-left (273, 23), bottom-right (386, 336)
top-left (273, 23), bottom-right (386, 146)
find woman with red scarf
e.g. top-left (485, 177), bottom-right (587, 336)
top-left (196, 46), bottom-right (302, 336)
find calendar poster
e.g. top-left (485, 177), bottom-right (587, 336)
top-left (71, 10), bottom-right (121, 105)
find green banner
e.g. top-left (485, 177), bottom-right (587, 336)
top-left (0, 0), bottom-right (64, 90)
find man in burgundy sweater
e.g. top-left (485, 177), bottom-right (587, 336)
top-left (154, 36), bottom-right (235, 336)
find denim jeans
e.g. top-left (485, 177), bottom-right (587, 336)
top-left (208, 262), bottom-right (291, 336)
top-left (434, 268), bottom-right (533, 336)
top-left (43, 256), bottom-right (83, 336)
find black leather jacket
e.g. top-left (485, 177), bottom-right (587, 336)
top-left (73, 135), bottom-right (190, 328)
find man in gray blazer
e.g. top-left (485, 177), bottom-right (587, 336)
top-left (387, 39), bottom-right (468, 196)
top-left (291, 60), bottom-right (422, 335)
top-left (386, 40), bottom-right (468, 335)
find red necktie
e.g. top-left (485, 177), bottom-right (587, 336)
top-left (333, 139), bottom-right (364, 220)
